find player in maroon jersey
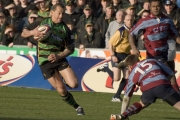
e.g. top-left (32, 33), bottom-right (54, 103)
top-left (128, 0), bottom-right (180, 92)
top-left (110, 54), bottom-right (180, 120)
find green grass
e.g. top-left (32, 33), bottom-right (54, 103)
top-left (0, 86), bottom-right (180, 120)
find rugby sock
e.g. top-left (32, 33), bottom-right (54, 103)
top-left (104, 67), bottom-right (113, 78)
top-left (114, 78), bottom-right (127, 98)
top-left (104, 67), bottom-right (114, 88)
top-left (122, 102), bottom-right (143, 118)
top-left (61, 91), bottom-right (79, 109)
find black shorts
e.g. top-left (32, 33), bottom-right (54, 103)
top-left (141, 84), bottom-right (180, 106)
top-left (111, 52), bottom-right (129, 68)
top-left (39, 59), bottom-right (70, 80)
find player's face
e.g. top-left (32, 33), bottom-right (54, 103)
top-left (150, 1), bottom-right (161, 16)
top-left (124, 15), bottom-right (134, 28)
top-left (51, 6), bottom-right (64, 23)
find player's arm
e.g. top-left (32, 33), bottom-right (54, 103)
top-left (21, 20), bottom-right (43, 38)
top-left (121, 95), bottom-right (131, 114)
top-left (173, 35), bottom-right (180, 44)
top-left (21, 27), bottom-right (42, 38)
top-left (121, 79), bottom-right (136, 113)
top-left (129, 19), bottom-right (144, 57)
top-left (58, 24), bottom-right (75, 59)
top-left (129, 34), bottom-right (140, 56)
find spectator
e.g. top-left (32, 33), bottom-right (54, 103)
top-left (137, 0), bottom-right (150, 16)
top-left (162, 0), bottom-right (179, 71)
top-left (34, 0), bottom-right (50, 18)
top-left (2, 25), bottom-right (33, 47)
top-left (75, 20), bottom-right (102, 49)
top-left (24, 2), bottom-right (38, 14)
top-left (105, 9), bottom-right (126, 48)
top-left (66, 22), bottom-right (78, 41)
top-left (62, 0), bottom-right (80, 26)
top-left (0, 0), bottom-right (4, 11)
top-left (95, 0), bottom-right (111, 18)
top-left (13, 0), bottom-right (20, 6)
top-left (18, 10), bottom-right (38, 32)
top-left (123, 0), bottom-right (142, 18)
top-left (0, 11), bottom-right (8, 44)
top-left (163, 0), bottom-right (180, 51)
top-left (16, 0), bottom-right (30, 18)
top-left (94, 3), bottom-right (115, 48)
top-left (74, 0), bottom-right (86, 16)
top-left (4, 0), bottom-right (22, 30)
top-left (111, 0), bottom-right (124, 12)
top-left (125, 5), bottom-right (135, 16)
top-left (76, 4), bottom-right (97, 32)
top-left (51, 0), bottom-right (60, 6)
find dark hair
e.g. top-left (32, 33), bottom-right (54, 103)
top-left (125, 54), bottom-right (140, 66)
top-left (5, 25), bottom-right (16, 33)
top-left (150, 0), bottom-right (162, 4)
top-left (51, 3), bottom-right (65, 11)
top-left (142, 10), bottom-right (150, 14)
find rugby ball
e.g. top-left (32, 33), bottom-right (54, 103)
top-left (33, 25), bottom-right (51, 41)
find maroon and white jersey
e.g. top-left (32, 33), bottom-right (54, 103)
top-left (125, 59), bottom-right (173, 97)
top-left (130, 13), bottom-right (179, 57)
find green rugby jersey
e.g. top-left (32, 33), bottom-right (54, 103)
top-left (38, 18), bottom-right (74, 65)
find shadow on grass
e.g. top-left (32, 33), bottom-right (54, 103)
top-left (0, 118), bottom-right (43, 120)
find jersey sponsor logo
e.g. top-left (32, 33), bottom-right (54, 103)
top-left (153, 26), bottom-right (168, 34)
top-left (50, 34), bottom-right (63, 41)
top-left (0, 55), bottom-right (34, 86)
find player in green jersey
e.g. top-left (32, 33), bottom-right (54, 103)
top-left (21, 3), bottom-right (85, 116)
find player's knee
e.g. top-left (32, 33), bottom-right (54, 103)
top-left (56, 87), bottom-right (66, 95)
top-left (68, 82), bottom-right (78, 88)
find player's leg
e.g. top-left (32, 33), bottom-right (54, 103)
top-left (110, 100), bottom-right (147, 120)
top-left (163, 90), bottom-right (180, 110)
top-left (112, 53), bottom-right (129, 102)
top-left (110, 87), bottom-right (156, 120)
top-left (112, 67), bottom-right (129, 102)
top-left (163, 51), bottom-right (179, 92)
top-left (154, 52), bottom-right (179, 92)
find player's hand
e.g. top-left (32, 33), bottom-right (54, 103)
top-left (31, 26), bottom-right (43, 38)
top-left (132, 49), bottom-right (141, 58)
top-left (48, 54), bottom-right (59, 63)
top-left (111, 55), bottom-right (118, 63)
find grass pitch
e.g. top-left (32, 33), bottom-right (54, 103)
top-left (0, 86), bottom-right (180, 120)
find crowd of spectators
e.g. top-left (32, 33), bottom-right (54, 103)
top-left (0, 0), bottom-right (180, 51)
